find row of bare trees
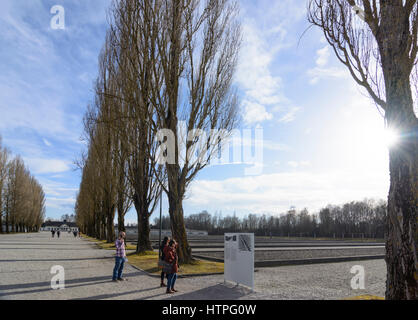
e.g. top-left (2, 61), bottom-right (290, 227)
top-left (186, 200), bottom-right (386, 239)
top-left (75, 0), bottom-right (241, 262)
top-left (153, 199), bottom-right (386, 238)
top-left (0, 137), bottom-right (45, 233)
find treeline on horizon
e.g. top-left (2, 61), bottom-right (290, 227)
top-left (153, 198), bottom-right (387, 239)
top-left (0, 136), bottom-right (46, 233)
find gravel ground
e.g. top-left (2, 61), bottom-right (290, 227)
top-left (194, 247), bottom-right (385, 261)
top-left (0, 232), bottom-right (386, 300)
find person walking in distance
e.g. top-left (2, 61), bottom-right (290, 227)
top-left (164, 239), bottom-right (179, 294)
top-left (57, 230), bottom-right (60, 238)
top-left (112, 231), bottom-right (127, 282)
top-left (51, 229), bottom-right (55, 238)
top-left (159, 237), bottom-right (169, 287)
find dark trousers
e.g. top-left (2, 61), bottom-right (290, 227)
top-left (167, 273), bottom-right (177, 289)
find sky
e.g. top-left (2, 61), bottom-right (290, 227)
top-left (0, 0), bottom-right (395, 224)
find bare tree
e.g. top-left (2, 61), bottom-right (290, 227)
top-left (142, 0), bottom-right (242, 263)
top-left (105, 0), bottom-right (165, 253)
top-left (80, 35), bottom-right (122, 243)
top-left (0, 144), bottom-right (45, 234)
top-left (308, 0), bottom-right (417, 299)
top-left (76, 0), bottom-right (240, 261)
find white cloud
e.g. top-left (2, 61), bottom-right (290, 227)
top-left (288, 161), bottom-right (311, 168)
top-left (278, 106), bottom-right (301, 123)
top-left (315, 46), bottom-right (330, 67)
top-left (307, 45), bottom-right (348, 84)
top-left (186, 169), bottom-right (389, 215)
top-left (43, 139), bottom-right (52, 147)
top-left (236, 20), bottom-right (292, 124)
top-left (37, 177), bottom-right (79, 212)
top-left (24, 158), bottom-right (71, 174)
top-left (308, 67), bottom-right (348, 85)
top-left (242, 101), bottom-right (273, 124)
top-left (46, 197), bottom-right (77, 209)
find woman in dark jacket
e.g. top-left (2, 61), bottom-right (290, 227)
top-left (164, 239), bottom-right (178, 294)
top-left (160, 237), bottom-right (169, 287)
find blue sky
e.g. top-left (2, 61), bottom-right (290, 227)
top-left (0, 0), bottom-right (392, 224)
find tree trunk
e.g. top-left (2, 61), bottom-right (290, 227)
top-left (5, 213), bottom-right (8, 233)
top-left (101, 220), bottom-right (106, 241)
top-left (117, 201), bottom-right (126, 233)
top-left (384, 78), bottom-right (418, 300)
top-left (94, 213), bottom-right (100, 239)
top-left (106, 205), bottom-right (116, 243)
top-left (168, 194), bottom-right (192, 264)
top-left (134, 197), bottom-right (153, 253)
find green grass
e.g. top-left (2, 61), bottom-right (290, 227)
top-left (126, 251), bottom-right (224, 276)
top-left (344, 295), bottom-right (385, 300)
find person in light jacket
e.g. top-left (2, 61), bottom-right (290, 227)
top-left (112, 231), bottom-right (127, 282)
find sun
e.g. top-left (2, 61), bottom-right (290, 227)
top-left (382, 127), bottom-right (399, 148)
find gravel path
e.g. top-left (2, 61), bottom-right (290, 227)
top-left (0, 232), bottom-right (386, 300)
top-left (194, 247), bottom-right (385, 261)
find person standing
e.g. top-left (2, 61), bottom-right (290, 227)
top-left (164, 239), bottom-right (179, 294)
top-left (159, 237), bottom-right (169, 287)
top-left (57, 230), bottom-right (60, 238)
top-left (51, 229), bottom-right (55, 238)
top-left (112, 231), bottom-right (127, 282)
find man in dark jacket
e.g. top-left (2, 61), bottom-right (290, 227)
top-left (160, 237), bottom-right (169, 287)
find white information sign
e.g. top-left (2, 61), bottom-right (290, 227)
top-left (224, 233), bottom-right (254, 290)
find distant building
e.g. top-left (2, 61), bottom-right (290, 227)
top-left (40, 220), bottom-right (79, 232)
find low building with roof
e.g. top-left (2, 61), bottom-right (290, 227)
top-left (40, 220), bottom-right (79, 232)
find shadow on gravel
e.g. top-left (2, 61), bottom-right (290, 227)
top-left (74, 286), bottom-right (162, 300)
top-left (0, 257), bottom-right (111, 263)
top-left (0, 280), bottom-right (114, 298)
top-left (163, 284), bottom-right (250, 300)
top-left (0, 271), bottom-right (144, 292)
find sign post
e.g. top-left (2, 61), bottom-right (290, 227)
top-left (224, 233), bottom-right (254, 291)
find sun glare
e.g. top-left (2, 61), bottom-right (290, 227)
top-left (383, 128), bottom-right (399, 148)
